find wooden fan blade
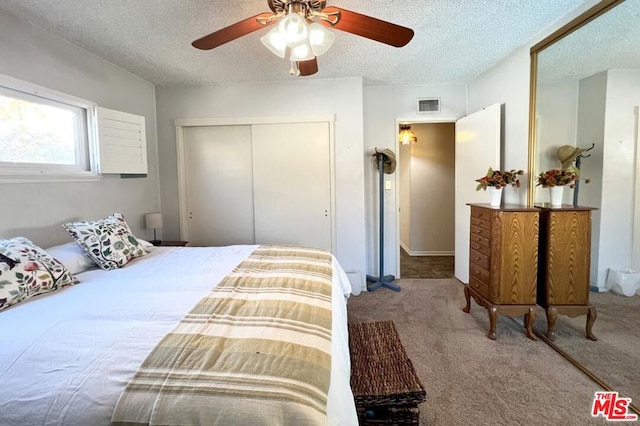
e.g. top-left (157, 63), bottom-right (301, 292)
top-left (320, 7), bottom-right (414, 47)
top-left (298, 58), bottom-right (318, 76)
top-left (192, 13), bottom-right (276, 50)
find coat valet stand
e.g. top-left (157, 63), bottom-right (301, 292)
top-left (366, 148), bottom-right (401, 292)
top-left (572, 142), bottom-right (594, 206)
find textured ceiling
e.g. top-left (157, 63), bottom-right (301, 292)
top-left (0, 0), bottom-right (588, 86)
top-left (538, 0), bottom-right (640, 81)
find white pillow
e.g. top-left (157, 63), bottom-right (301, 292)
top-left (137, 238), bottom-right (154, 251)
top-left (46, 242), bottom-right (97, 275)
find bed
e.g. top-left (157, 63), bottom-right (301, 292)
top-left (0, 242), bottom-right (358, 425)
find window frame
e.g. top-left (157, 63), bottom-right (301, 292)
top-left (0, 73), bottom-right (100, 182)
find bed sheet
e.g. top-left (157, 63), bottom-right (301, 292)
top-left (0, 245), bottom-right (357, 425)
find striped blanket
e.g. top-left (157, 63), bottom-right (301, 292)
top-left (111, 245), bottom-right (334, 426)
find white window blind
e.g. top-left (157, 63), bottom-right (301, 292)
top-left (96, 106), bottom-right (147, 174)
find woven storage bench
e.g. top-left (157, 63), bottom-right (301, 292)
top-left (349, 321), bottom-right (427, 425)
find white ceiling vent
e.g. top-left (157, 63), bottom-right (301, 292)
top-left (417, 97), bottom-right (440, 113)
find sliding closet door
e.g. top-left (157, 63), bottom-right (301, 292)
top-left (183, 125), bottom-right (255, 246)
top-left (251, 122), bottom-right (331, 250)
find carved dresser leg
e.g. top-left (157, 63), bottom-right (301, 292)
top-left (487, 306), bottom-right (498, 340)
top-left (524, 307), bottom-right (537, 341)
top-left (545, 307), bottom-right (558, 341)
top-left (463, 285), bottom-right (471, 313)
top-left (586, 306), bottom-right (598, 341)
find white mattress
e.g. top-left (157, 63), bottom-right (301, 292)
top-left (0, 245), bottom-right (357, 425)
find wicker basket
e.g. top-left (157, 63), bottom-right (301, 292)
top-left (349, 321), bottom-right (427, 425)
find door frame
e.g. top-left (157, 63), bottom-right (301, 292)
top-left (633, 106), bottom-right (640, 270)
top-left (394, 116), bottom-right (458, 278)
top-left (175, 114), bottom-right (337, 252)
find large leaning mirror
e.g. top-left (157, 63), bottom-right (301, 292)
top-left (528, 0), bottom-right (640, 414)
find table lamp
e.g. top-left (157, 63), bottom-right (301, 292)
top-left (144, 212), bottom-right (163, 245)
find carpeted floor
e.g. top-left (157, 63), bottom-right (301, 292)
top-left (532, 291), bottom-right (640, 412)
top-left (400, 248), bottom-right (454, 279)
top-left (347, 279), bottom-right (611, 425)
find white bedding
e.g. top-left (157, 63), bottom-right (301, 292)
top-left (0, 245), bottom-right (357, 425)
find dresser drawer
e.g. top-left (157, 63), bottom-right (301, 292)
top-left (471, 207), bottom-right (491, 221)
top-left (470, 232), bottom-right (490, 249)
top-left (469, 262), bottom-right (490, 285)
top-left (470, 216), bottom-right (490, 230)
top-left (469, 276), bottom-right (489, 299)
top-left (470, 239), bottom-right (490, 256)
top-left (469, 248), bottom-right (490, 270)
top-left (470, 224), bottom-right (490, 240)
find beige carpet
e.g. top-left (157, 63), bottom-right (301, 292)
top-left (347, 279), bottom-right (611, 425)
top-left (533, 291), bottom-right (640, 411)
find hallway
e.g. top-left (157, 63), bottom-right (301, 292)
top-left (400, 247), bottom-right (454, 279)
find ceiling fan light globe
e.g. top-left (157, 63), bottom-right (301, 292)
top-left (260, 27), bottom-right (287, 58)
top-left (289, 42), bottom-right (314, 62)
top-left (277, 13), bottom-right (309, 47)
top-left (308, 22), bottom-right (335, 56)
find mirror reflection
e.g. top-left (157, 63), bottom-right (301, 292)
top-left (530, 0), bottom-right (640, 412)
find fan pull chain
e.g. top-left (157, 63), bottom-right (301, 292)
top-left (289, 61), bottom-right (300, 76)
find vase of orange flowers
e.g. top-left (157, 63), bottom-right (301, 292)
top-left (475, 167), bottom-right (523, 206)
top-left (536, 168), bottom-right (590, 207)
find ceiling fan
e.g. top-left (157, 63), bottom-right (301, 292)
top-left (192, 0), bottom-right (414, 77)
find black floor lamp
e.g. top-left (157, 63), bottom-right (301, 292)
top-left (366, 148), bottom-right (401, 292)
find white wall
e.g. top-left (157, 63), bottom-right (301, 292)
top-left (363, 84), bottom-right (467, 278)
top-left (467, 46), bottom-right (531, 206)
top-left (576, 72), bottom-right (607, 287)
top-left (535, 78), bottom-right (580, 204)
top-left (597, 69), bottom-right (640, 287)
top-left (467, 0), bottom-right (601, 207)
top-left (155, 78), bottom-right (366, 294)
top-left (0, 9), bottom-right (160, 248)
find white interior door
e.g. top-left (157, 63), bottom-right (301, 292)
top-left (454, 104), bottom-right (502, 283)
top-left (251, 122), bottom-right (332, 250)
top-left (183, 125), bottom-right (255, 246)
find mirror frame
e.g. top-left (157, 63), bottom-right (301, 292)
top-left (526, 0), bottom-right (624, 206)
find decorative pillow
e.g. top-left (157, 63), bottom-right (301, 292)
top-left (63, 213), bottom-right (147, 271)
top-left (46, 242), bottom-right (97, 275)
top-left (137, 238), bottom-right (154, 251)
top-left (0, 237), bottom-right (78, 312)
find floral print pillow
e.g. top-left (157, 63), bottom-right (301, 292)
top-left (63, 212), bottom-right (146, 271)
top-left (0, 237), bottom-right (78, 312)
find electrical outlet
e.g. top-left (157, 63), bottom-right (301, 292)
top-left (385, 180), bottom-right (392, 190)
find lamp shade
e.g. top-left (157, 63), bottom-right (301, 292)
top-left (289, 41), bottom-right (314, 61)
top-left (145, 212), bottom-right (163, 230)
top-left (308, 22), bottom-right (335, 56)
top-left (260, 26), bottom-right (287, 58)
top-left (398, 125), bottom-right (417, 145)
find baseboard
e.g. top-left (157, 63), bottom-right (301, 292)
top-left (402, 248), bottom-right (454, 257)
top-left (399, 239), bottom-right (454, 257)
top-left (590, 285), bottom-right (608, 293)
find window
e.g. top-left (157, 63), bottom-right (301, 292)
top-left (0, 75), bottom-right (97, 180)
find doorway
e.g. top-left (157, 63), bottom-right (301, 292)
top-left (397, 122), bottom-right (456, 278)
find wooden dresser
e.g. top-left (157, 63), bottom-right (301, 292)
top-left (463, 204), bottom-right (540, 340)
top-left (536, 204), bottom-right (598, 341)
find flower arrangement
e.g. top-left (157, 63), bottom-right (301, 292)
top-left (536, 168), bottom-right (591, 188)
top-left (475, 167), bottom-right (524, 191)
